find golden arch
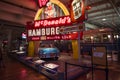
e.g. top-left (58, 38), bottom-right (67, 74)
top-left (34, 0), bottom-right (70, 20)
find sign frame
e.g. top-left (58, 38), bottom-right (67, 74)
top-left (92, 46), bottom-right (107, 66)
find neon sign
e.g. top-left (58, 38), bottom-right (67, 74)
top-left (26, 18), bottom-right (73, 41)
top-left (34, 16), bottom-right (71, 27)
top-left (27, 35), bottom-right (72, 41)
top-left (72, 0), bottom-right (82, 19)
top-left (26, 0), bottom-right (73, 41)
top-left (71, 0), bottom-right (85, 22)
top-left (26, 16), bottom-right (72, 41)
top-left (38, 0), bottom-right (49, 8)
top-left (28, 27), bottom-right (59, 37)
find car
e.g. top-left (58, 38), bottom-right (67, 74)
top-left (38, 47), bottom-right (60, 60)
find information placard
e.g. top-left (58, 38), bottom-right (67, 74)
top-left (92, 47), bottom-right (107, 65)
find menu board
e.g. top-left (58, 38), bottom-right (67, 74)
top-left (92, 47), bottom-right (107, 65)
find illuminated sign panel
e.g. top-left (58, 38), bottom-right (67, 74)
top-left (72, 0), bottom-right (82, 19)
top-left (71, 0), bottom-right (85, 22)
top-left (28, 27), bottom-right (59, 36)
top-left (34, 16), bottom-right (71, 28)
top-left (27, 16), bottom-right (72, 41)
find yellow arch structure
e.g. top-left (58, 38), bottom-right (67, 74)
top-left (34, 0), bottom-right (70, 20)
top-left (28, 0), bottom-right (79, 59)
top-left (29, 0), bottom-right (70, 57)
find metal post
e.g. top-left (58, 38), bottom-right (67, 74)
top-left (106, 47), bottom-right (109, 80)
top-left (78, 30), bottom-right (81, 61)
top-left (65, 62), bottom-right (67, 80)
top-left (91, 47), bottom-right (94, 80)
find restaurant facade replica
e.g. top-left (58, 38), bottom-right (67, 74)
top-left (26, 0), bottom-right (86, 59)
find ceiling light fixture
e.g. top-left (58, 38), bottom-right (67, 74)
top-left (102, 18), bottom-right (106, 21)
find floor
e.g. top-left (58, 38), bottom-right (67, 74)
top-left (0, 53), bottom-right (49, 80)
top-left (1, 52), bottom-right (120, 80)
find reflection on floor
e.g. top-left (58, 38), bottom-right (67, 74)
top-left (1, 52), bottom-right (120, 80)
top-left (0, 54), bottom-right (49, 80)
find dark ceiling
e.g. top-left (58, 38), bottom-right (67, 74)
top-left (87, 0), bottom-right (120, 31)
top-left (0, 0), bottom-right (120, 31)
